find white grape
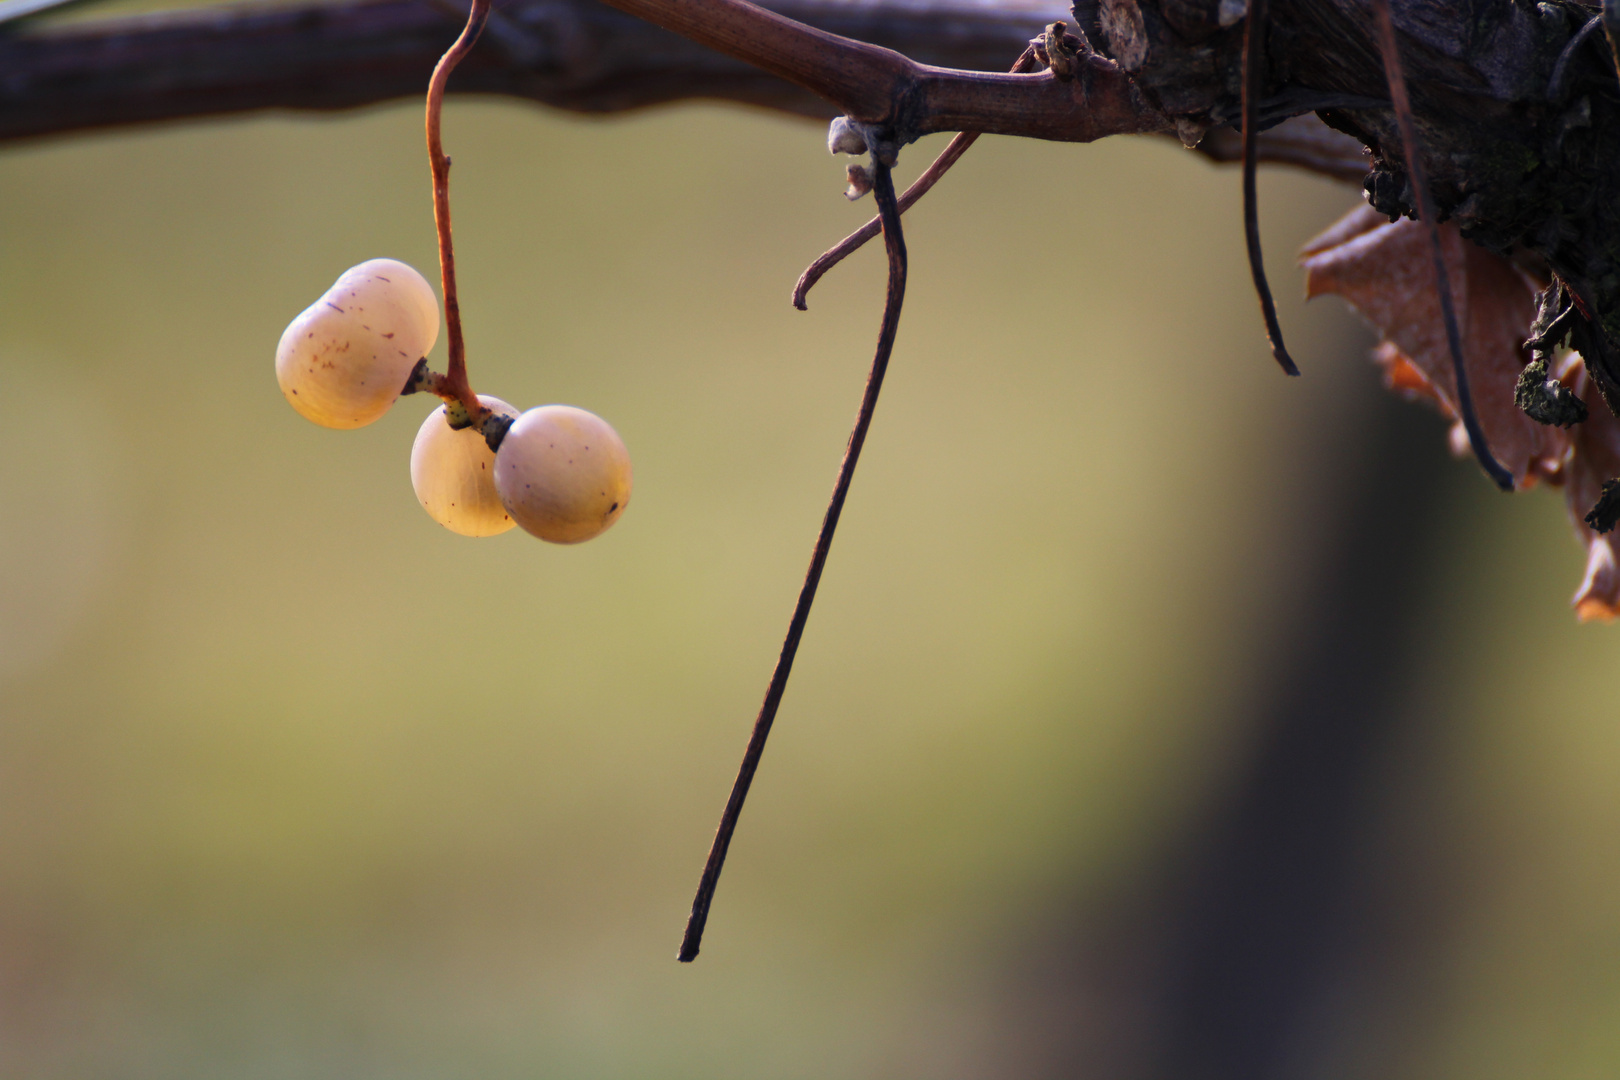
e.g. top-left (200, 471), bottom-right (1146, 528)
top-left (410, 395), bottom-right (520, 537)
top-left (494, 405), bottom-right (632, 544)
top-left (275, 259), bottom-right (440, 429)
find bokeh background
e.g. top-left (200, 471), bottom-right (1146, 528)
top-left (2, 8), bottom-right (1619, 1076)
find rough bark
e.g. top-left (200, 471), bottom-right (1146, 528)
top-left (1069, 0), bottom-right (1620, 398)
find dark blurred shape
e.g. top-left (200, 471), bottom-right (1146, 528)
top-left (994, 376), bottom-right (1463, 1080)
top-left (1143, 385), bottom-right (1452, 1080)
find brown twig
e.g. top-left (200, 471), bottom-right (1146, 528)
top-left (1371, 0), bottom-right (1513, 491)
top-left (591, 0), bottom-right (1167, 146)
top-left (426, 0), bottom-right (490, 418)
top-left (679, 155), bottom-right (909, 963)
top-left (1241, 0), bottom-right (1298, 377)
top-left (792, 43), bottom-right (1037, 310)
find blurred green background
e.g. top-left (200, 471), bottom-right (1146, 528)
top-left (1, 41), bottom-right (1618, 1079)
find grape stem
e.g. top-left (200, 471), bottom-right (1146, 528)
top-left (678, 153), bottom-right (908, 963)
top-left (426, 0), bottom-right (491, 422)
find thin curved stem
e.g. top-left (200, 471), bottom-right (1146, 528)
top-left (678, 159), bottom-right (909, 963)
top-left (426, 0), bottom-right (491, 417)
top-left (1371, 0), bottom-right (1513, 490)
top-left (793, 43), bottom-right (1037, 310)
top-left (794, 131), bottom-right (974, 309)
top-left (1242, 0), bottom-right (1299, 377)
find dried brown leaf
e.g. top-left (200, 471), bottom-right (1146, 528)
top-left (1566, 368), bottom-right (1620, 621)
top-left (1298, 203), bottom-right (1620, 620)
top-left (1373, 339), bottom-right (1448, 411)
top-left (1300, 204), bottom-right (1569, 487)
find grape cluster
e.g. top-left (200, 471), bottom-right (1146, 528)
top-left (276, 260), bottom-right (631, 543)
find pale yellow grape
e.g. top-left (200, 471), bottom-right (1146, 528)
top-left (494, 406), bottom-right (632, 544)
top-left (275, 259), bottom-right (440, 429)
top-left (410, 395), bottom-right (520, 537)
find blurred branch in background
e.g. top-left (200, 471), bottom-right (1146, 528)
top-left (0, 0), bottom-right (1045, 139)
top-left (0, 0), bottom-right (1366, 180)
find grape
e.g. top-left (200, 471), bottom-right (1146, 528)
top-left (410, 395), bottom-right (521, 537)
top-left (275, 259), bottom-right (440, 429)
top-left (494, 405), bottom-right (632, 543)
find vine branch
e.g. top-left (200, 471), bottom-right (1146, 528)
top-left (590, 0), bottom-right (1169, 146)
top-left (0, 0), bottom-right (1369, 187)
top-left (2, 0), bottom-right (1170, 148)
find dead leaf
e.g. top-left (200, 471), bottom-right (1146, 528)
top-left (1566, 367), bottom-right (1620, 621)
top-left (1297, 203), bottom-right (1620, 620)
top-left (1373, 339), bottom-right (1448, 410)
top-left (1300, 204), bottom-right (1569, 487)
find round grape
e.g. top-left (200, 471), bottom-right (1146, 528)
top-left (410, 395), bottom-right (521, 537)
top-left (275, 259), bottom-right (440, 429)
top-left (494, 405), bottom-right (632, 544)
